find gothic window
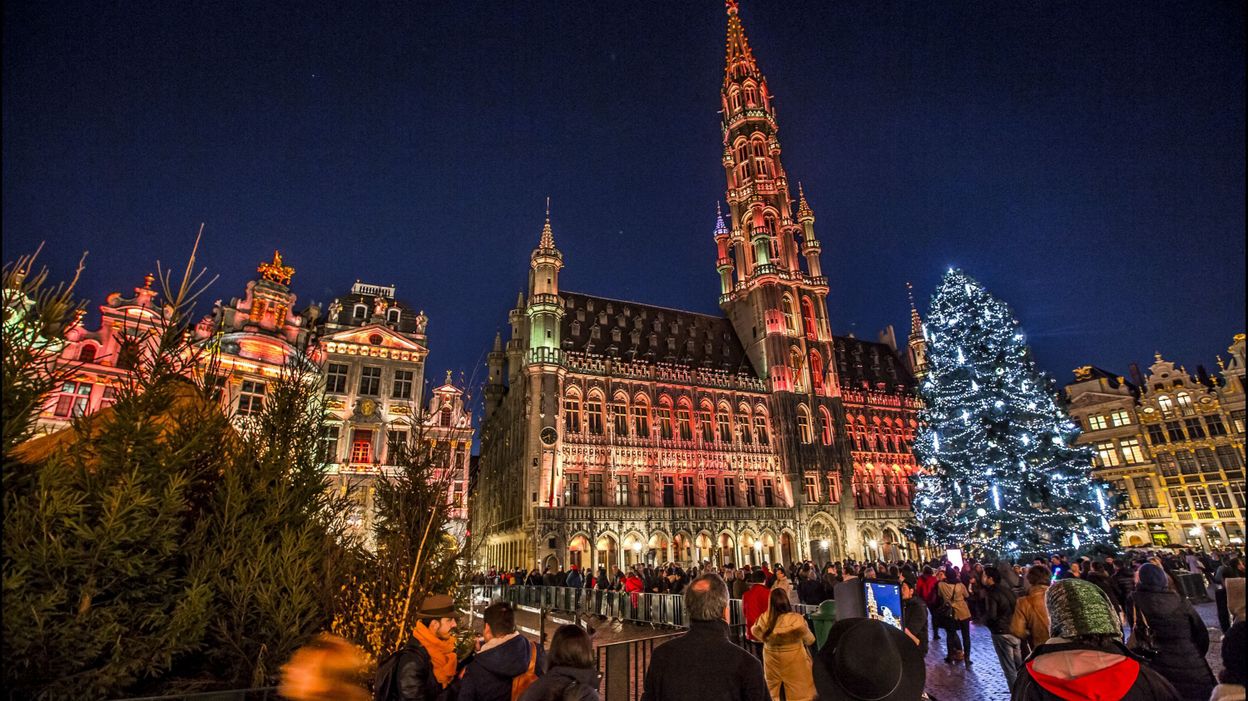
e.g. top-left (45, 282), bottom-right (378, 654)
top-left (612, 394), bottom-right (628, 436)
top-left (699, 403), bottom-right (715, 443)
top-left (754, 406), bottom-right (771, 446)
top-left (762, 479), bottom-right (775, 507)
top-left (637, 475), bottom-right (652, 506)
top-left (78, 344), bottom-right (97, 363)
top-left (743, 82), bottom-right (757, 106)
top-left (706, 477), bottom-right (719, 506)
top-left (801, 298), bottom-right (817, 340)
top-left (563, 392), bottom-right (582, 433)
top-left (1157, 395), bottom-right (1174, 416)
top-left (797, 405), bottom-right (813, 444)
top-left (736, 404), bottom-right (753, 444)
top-left (730, 88), bottom-right (741, 111)
top-left (820, 406), bottom-right (834, 446)
top-left (724, 477), bottom-right (738, 506)
top-left (828, 472), bottom-right (842, 503)
top-left (717, 405), bottom-right (732, 443)
top-left (662, 477), bottom-right (675, 507)
top-left (657, 397), bottom-right (675, 440)
top-left (677, 402), bottom-right (694, 441)
top-left (681, 476), bottom-right (695, 505)
top-left (587, 393), bottom-right (605, 435)
top-left (790, 346), bottom-right (806, 393)
top-left (588, 474), bottom-right (604, 506)
top-left (804, 476), bottom-right (818, 503)
top-left (810, 350), bottom-right (825, 394)
top-left (616, 477), bottom-right (630, 506)
top-left (746, 480), bottom-right (759, 507)
top-left (631, 396), bottom-right (651, 438)
top-left (782, 295), bottom-right (797, 334)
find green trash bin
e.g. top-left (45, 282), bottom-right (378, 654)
top-left (809, 599), bottom-right (837, 650)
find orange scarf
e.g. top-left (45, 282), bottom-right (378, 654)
top-left (412, 622), bottom-right (458, 687)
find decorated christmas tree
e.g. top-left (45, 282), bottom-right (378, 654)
top-left (911, 269), bottom-right (1113, 557)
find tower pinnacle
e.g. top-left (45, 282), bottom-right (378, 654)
top-left (539, 197), bottom-right (555, 250)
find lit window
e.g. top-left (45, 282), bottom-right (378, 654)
top-left (1094, 441), bottom-right (1120, 467)
top-left (238, 380), bottom-right (266, 416)
top-left (1088, 415), bottom-right (1108, 431)
top-left (804, 476), bottom-right (818, 503)
top-left (657, 404), bottom-right (674, 440)
top-left (717, 408), bottom-right (732, 443)
top-left (615, 477), bottom-right (630, 506)
top-left (1120, 438), bottom-right (1146, 464)
top-left (677, 406), bottom-right (694, 441)
top-left (1168, 488), bottom-right (1189, 512)
top-left (387, 429), bottom-right (408, 456)
top-left (1176, 393), bottom-right (1194, 415)
top-left (1110, 409), bottom-right (1132, 427)
top-left (587, 395), bottom-right (605, 435)
top-left (797, 406), bottom-right (813, 444)
top-left (631, 401), bottom-right (650, 438)
top-left (53, 381), bottom-right (93, 417)
top-left (1157, 395), bottom-right (1174, 415)
top-left (1209, 484), bottom-right (1232, 510)
top-left (319, 425), bottom-right (340, 464)
top-left (350, 429), bottom-right (373, 464)
top-left (820, 407), bottom-right (834, 446)
top-left (754, 413), bottom-right (770, 446)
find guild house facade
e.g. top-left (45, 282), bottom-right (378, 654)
top-left (474, 2), bottom-right (926, 573)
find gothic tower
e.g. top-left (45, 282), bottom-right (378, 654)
top-left (716, 0), bottom-right (854, 536)
top-left (906, 283), bottom-right (929, 381)
top-left (524, 208), bottom-right (569, 509)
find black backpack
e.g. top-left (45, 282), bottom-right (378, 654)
top-left (372, 647), bottom-right (414, 701)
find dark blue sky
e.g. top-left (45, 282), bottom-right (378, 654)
top-left (4, 1), bottom-right (1244, 404)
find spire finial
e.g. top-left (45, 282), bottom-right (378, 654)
top-left (796, 181), bottom-right (814, 221)
top-left (726, 0), bottom-right (739, 16)
top-left (907, 282), bottom-right (923, 336)
top-left (539, 197), bottom-right (555, 249)
top-left (714, 201), bottom-right (729, 237)
top-left (445, 369), bottom-right (453, 384)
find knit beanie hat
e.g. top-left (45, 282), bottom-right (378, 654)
top-left (1046, 578), bottom-right (1122, 639)
top-left (1136, 562), bottom-right (1169, 592)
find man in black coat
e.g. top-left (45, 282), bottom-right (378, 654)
top-left (376, 595), bottom-right (460, 701)
top-left (641, 573), bottom-right (768, 701)
top-left (983, 567), bottom-right (1022, 689)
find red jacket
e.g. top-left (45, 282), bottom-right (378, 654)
top-left (915, 574), bottom-right (939, 606)
top-left (742, 584), bottom-right (771, 642)
top-left (624, 574), bottom-right (644, 607)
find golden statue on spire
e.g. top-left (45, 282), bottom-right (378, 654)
top-left (258, 250), bottom-right (295, 285)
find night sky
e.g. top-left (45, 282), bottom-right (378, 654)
top-left (4, 1), bottom-right (1244, 410)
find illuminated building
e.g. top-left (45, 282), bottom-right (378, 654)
top-left (1065, 334), bottom-right (1246, 549)
top-left (33, 273), bottom-right (172, 434)
top-left (474, 3), bottom-right (922, 572)
top-left (192, 251), bottom-right (321, 418)
top-left (318, 283), bottom-right (473, 545)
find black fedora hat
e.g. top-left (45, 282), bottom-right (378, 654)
top-left (813, 618), bottom-right (926, 701)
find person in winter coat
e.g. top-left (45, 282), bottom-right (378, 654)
top-left (623, 570), bottom-right (644, 610)
top-left (565, 566), bottom-right (584, 590)
top-left (750, 587), bottom-right (817, 701)
top-left (984, 566), bottom-right (1023, 688)
top-left (1128, 563), bottom-right (1216, 700)
top-left (742, 571), bottom-right (771, 644)
top-left (375, 595), bottom-right (461, 701)
top-left (938, 566), bottom-right (974, 666)
top-left (518, 625), bottom-right (599, 701)
top-left (771, 568), bottom-right (797, 605)
top-left (796, 566), bottom-right (826, 605)
top-left (1012, 565), bottom-right (1054, 653)
top-left (458, 602), bottom-right (546, 701)
top-left (595, 567), bottom-right (610, 590)
top-left (1010, 578), bottom-right (1180, 701)
top-left (916, 566), bottom-right (941, 643)
top-left (1210, 621), bottom-right (1245, 701)
top-left (641, 574), bottom-right (768, 701)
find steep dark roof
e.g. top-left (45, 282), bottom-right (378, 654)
top-left (324, 292), bottom-right (423, 335)
top-left (559, 291), bottom-right (756, 377)
top-left (832, 335), bottom-right (915, 392)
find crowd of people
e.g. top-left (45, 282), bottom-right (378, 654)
top-left (279, 547), bottom-right (1245, 701)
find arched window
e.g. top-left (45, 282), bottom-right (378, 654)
top-left (743, 82), bottom-right (758, 106)
top-left (782, 295), bottom-right (797, 334)
top-left (563, 391), bottom-right (582, 433)
top-left (737, 404), bottom-right (753, 445)
top-left (387, 307), bottom-right (401, 325)
top-left (801, 298), bottom-right (817, 339)
top-left (586, 393), bottom-right (605, 435)
top-left (754, 406), bottom-right (771, 446)
top-left (1176, 392), bottom-right (1193, 415)
top-left (631, 394), bottom-right (651, 439)
top-left (809, 350), bottom-right (825, 394)
top-left (353, 304), bottom-right (368, 320)
top-left (677, 400), bottom-right (695, 441)
top-left (730, 88), bottom-right (741, 111)
top-left (717, 403), bottom-right (732, 443)
top-left (1157, 395), bottom-right (1173, 415)
top-left (698, 401), bottom-right (715, 443)
top-left (797, 405), bottom-right (813, 444)
top-left (78, 344), bottom-right (97, 363)
top-left (790, 346), bottom-right (806, 393)
top-left (657, 396), bottom-right (675, 440)
top-left (611, 392), bottom-right (629, 436)
top-left (820, 406), bottom-right (834, 446)
top-left (440, 406), bottom-right (452, 427)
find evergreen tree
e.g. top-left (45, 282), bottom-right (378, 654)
top-left (911, 269), bottom-right (1113, 558)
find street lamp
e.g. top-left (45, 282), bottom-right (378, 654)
top-left (820, 539), bottom-right (830, 550)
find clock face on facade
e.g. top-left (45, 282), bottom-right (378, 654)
top-left (540, 427), bottom-right (558, 446)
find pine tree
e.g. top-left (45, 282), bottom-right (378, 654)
top-left (911, 269), bottom-right (1113, 558)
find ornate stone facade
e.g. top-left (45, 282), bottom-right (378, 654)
top-left (1065, 334), bottom-right (1246, 549)
top-left (474, 4), bottom-right (922, 573)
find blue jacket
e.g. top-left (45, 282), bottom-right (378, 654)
top-left (458, 633), bottom-right (545, 701)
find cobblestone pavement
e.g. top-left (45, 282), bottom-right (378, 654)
top-left (497, 596), bottom-right (1226, 700)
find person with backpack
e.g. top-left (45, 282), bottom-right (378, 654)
top-left (983, 566), bottom-right (1022, 688)
top-left (518, 625), bottom-right (600, 701)
top-left (373, 595), bottom-right (460, 701)
top-left (458, 602), bottom-right (545, 701)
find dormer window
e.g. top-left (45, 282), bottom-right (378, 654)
top-left (78, 344), bottom-right (97, 363)
top-left (353, 304), bottom-right (367, 320)
top-left (387, 308), bottom-right (401, 324)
